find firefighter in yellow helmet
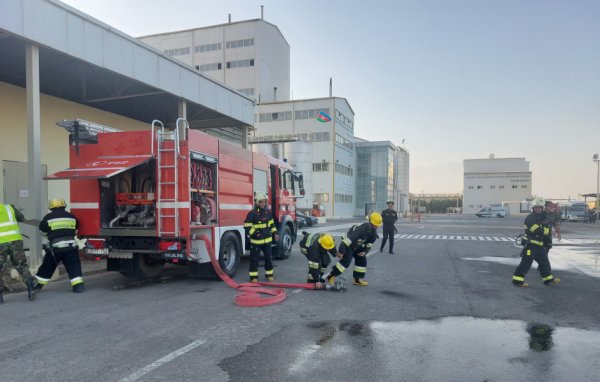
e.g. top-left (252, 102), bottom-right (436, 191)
top-left (244, 193), bottom-right (279, 282)
top-left (512, 197), bottom-right (560, 288)
top-left (298, 232), bottom-right (339, 289)
top-left (34, 198), bottom-right (84, 293)
top-left (327, 212), bottom-right (382, 287)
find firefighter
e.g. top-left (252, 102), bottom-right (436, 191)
top-left (0, 203), bottom-right (37, 304)
top-left (34, 198), bottom-right (84, 293)
top-left (244, 193), bottom-right (279, 282)
top-left (299, 232), bottom-right (339, 289)
top-left (380, 201), bottom-right (398, 254)
top-left (512, 197), bottom-right (560, 287)
top-left (327, 212), bottom-right (382, 287)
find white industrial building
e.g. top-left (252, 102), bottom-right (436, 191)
top-left (463, 156), bottom-right (532, 214)
top-left (138, 17), bottom-right (290, 103)
top-left (253, 97), bottom-right (356, 218)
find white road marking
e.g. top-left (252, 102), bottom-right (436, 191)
top-left (119, 339), bottom-right (206, 382)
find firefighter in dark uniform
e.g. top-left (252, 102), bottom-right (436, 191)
top-left (299, 232), bottom-right (338, 289)
top-left (380, 201), bottom-right (398, 254)
top-left (0, 203), bottom-right (37, 303)
top-left (512, 197), bottom-right (560, 288)
top-left (327, 212), bottom-right (382, 287)
top-left (244, 193), bottom-right (279, 282)
top-left (34, 198), bottom-right (84, 293)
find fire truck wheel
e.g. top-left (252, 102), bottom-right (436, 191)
top-left (132, 254), bottom-right (164, 278)
top-left (274, 225), bottom-right (293, 260)
top-left (218, 232), bottom-right (241, 276)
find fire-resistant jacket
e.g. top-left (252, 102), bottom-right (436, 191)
top-left (523, 211), bottom-right (550, 247)
top-left (0, 204), bottom-right (24, 244)
top-left (39, 208), bottom-right (78, 249)
top-left (381, 208), bottom-right (398, 227)
top-left (338, 222), bottom-right (378, 255)
top-left (244, 206), bottom-right (277, 245)
top-left (300, 233), bottom-right (336, 282)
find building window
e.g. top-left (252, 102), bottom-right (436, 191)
top-left (335, 134), bottom-right (353, 150)
top-left (294, 108), bottom-right (331, 120)
top-left (226, 38), bottom-right (255, 49)
top-left (468, 186), bottom-right (474, 189)
top-left (490, 185), bottom-right (495, 189)
top-left (226, 59), bottom-right (254, 69)
top-left (258, 111), bottom-right (292, 122)
top-left (335, 194), bottom-right (353, 203)
top-left (164, 47), bottom-right (190, 57)
top-left (237, 88), bottom-right (255, 96)
top-left (499, 185), bottom-right (504, 189)
top-left (512, 185), bottom-right (518, 189)
top-left (194, 42), bottom-right (222, 53)
top-left (335, 163), bottom-right (353, 176)
top-left (312, 163), bottom-right (329, 172)
top-left (521, 185), bottom-right (527, 188)
top-left (195, 62), bottom-right (222, 72)
top-left (314, 193), bottom-right (329, 202)
top-left (477, 185), bottom-right (483, 189)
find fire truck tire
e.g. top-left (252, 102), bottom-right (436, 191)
top-left (274, 225), bottom-right (293, 260)
top-left (217, 232), bottom-right (241, 276)
top-left (130, 254), bottom-right (164, 278)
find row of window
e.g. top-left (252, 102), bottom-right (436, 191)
top-left (467, 185), bottom-right (527, 189)
top-left (312, 163), bottom-right (330, 172)
top-left (195, 63), bottom-right (221, 72)
top-left (251, 132), bottom-right (330, 143)
top-left (335, 193), bottom-right (353, 203)
top-left (226, 38), bottom-right (254, 49)
top-left (335, 110), bottom-right (353, 129)
top-left (193, 59), bottom-right (254, 72)
top-left (195, 42), bottom-right (221, 53)
top-left (314, 193), bottom-right (329, 203)
top-left (257, 108), bottom-right (332, 123)
top-left (227, 59), bottom-right (254, 68)
top-left (164, 47), bottom-right (190, 56)
top-left (335, 163), bottom-right (353, 176)
top-left (335, 134), bottom-right (353, 150)
top-left (237, 88), bottom-right (255, 96)
top-left (295, 108), bottom-right (331, 120)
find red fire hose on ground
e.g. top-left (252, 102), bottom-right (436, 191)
top-left (196, 234), bottom-right (318, 307)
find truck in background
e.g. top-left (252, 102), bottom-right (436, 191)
top-left (558, 201), bottom-right (588, 222)
top-left (46, 119), bottom-right (304, 278)
top-left (475, 205), bottom-right (510, 218)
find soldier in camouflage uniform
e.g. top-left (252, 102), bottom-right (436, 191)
top-left (0, 203), bottom-right (36, 304)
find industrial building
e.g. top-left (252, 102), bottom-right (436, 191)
top-left (463, 156), bottom-right (531, 214)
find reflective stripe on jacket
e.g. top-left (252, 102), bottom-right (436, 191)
top-left (0, 204), bottom-right (22, 243)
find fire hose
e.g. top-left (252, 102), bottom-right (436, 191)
top-left (196, 234), bottom-right (321, 307)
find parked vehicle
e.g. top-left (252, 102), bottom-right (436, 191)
top-left (297, 212), bottom-right (318, 227)
top-left (46, 118), bottom-right (305, 279)
top-left (559, 201), bottom-right (588, 222)
top-left (475, 205), bottom-right (510, 218)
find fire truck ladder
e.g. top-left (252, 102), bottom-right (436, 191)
top-left (154, 119), bottom-right (188, 237)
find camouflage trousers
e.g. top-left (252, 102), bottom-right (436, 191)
top-left (0, 240), bottom-right (34, 291)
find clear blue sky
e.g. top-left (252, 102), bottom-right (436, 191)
top-left (61, 0), bottom-right (600, 200)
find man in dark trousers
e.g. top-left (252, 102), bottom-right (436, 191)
top-left (299, 232), bottom-right (339, 289)
top-left (244, 193), bottom-right (279, 282)
top-left (34, 198), bottom-right (84, 293)
top-left (512, 197), bottom-right (560, 288)
top-left (380, 201), bottom-right (398, 254)
top-left (0, 203), bottom-right (37, 303)
top-left (327, 212), bottom-right (381, 287)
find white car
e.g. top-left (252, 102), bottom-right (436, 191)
top-left (475, 206), bottom-right (509, 218)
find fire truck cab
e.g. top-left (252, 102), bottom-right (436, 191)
top-left (47, 119), bottom-right (304, 278)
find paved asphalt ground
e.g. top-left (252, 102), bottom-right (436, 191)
top-left (1, 214), bottom-right (600, 381)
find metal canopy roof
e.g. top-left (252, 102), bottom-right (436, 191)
top-left (0, 0), bottom-right (255, 131)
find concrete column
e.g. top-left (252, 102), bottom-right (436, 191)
top-left (241, 126), bottom-right (248, 149)
top-left (26, 43), bottom-right (43, 264)
top-left (178, 100), bottom-right (187, 119)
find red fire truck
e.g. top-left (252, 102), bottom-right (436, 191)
top-left (46, 119), bottom-right (304, 278)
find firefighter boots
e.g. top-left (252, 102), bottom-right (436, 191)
top-left (72, 283), bottom-right (85, 293)
top-left (545, 277), bottom-right (560, 286)
top-left (327, 275), bottom-right (336, 287)
top-left (514, 282), bottom-right (529, 288)
top-left (266, 276), bottom-right (274, 282)
top-left (250, 278), bottom-right (258, 283)
top-left (353, 278), bottom-right (369, 286)
top-left (26, 279), bottom-right (37, 301)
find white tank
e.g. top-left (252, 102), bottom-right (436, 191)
top-left (283, 141), bottom-right (313, 211)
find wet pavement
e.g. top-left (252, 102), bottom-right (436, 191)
top-left (220, 317), bottom-right (600, 382)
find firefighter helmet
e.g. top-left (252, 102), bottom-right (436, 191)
top-left (318, 234), bottom-right (335, 250)
top-left (532, 198), bottom-right (545, 208)
top-left (48, 198), bottom-right (66, 209)
top-left (254, 192), bottom-right (268, 202)
top-left (369, 212), bottom-right (383, 227)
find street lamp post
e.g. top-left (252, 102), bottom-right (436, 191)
top-left (594, 154), bottom-right (600, 214)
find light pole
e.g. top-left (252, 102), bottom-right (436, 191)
top-left (594, 154), bottom-right (600, 214)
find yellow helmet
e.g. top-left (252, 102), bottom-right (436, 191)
top-left (318, 234), bottom-right (335, 250)
top-left (369, 212), bottom-right (383, 226)
top-left (254, 192), bottom-right (268, 202)
top-left (48, 198), bottom-right (66, 209)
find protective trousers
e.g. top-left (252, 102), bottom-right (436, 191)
top-left (0, 241), bottom-right (34, 290)
top-left (512, 245), bottom-right (556, 285)
top-left (35, 247), bottom-right (83, 287)
top-left (380, 226), bottom-right (395, 253)
top-left (249, 244), bottom-right (274, 280)
top-left (329, 248), bottom-right (367, 280)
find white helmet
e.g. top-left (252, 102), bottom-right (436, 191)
top-left (532, 197), bottom-right (545, 208)
top-left (254, 192), bottom-right (268, 202)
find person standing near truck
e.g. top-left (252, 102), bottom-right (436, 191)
top-left (244, 193), bottom-right (279, 282)
top-left (380, 201), bottom-right (398, 254)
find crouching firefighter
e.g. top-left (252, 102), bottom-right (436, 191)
top-left (244, 193), bottom-right (279, 282)
top-left (299, 232), bottom-right (338, 289)
top-left (34, 199), bottom-right (84, 293)
top-left (512, 197), bottom-right (560, 288)
top-left (327, 212), bottom-right (382, 287)
top-left (0, 203), bottom-right (37, 304)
